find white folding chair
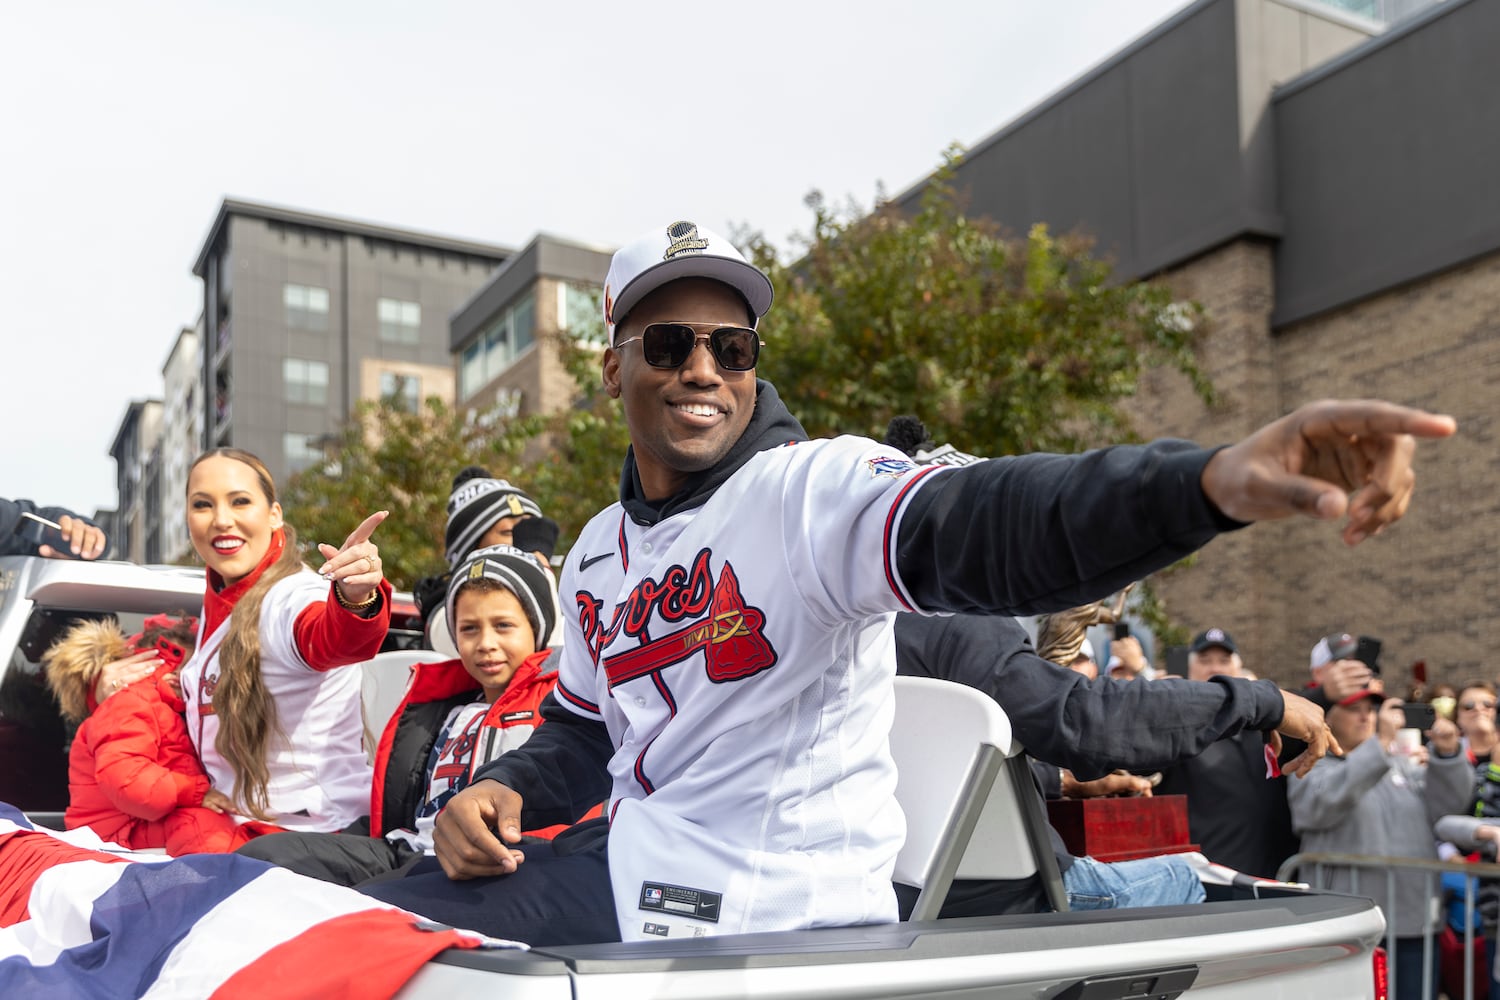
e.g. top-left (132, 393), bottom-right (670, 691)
top-left (359, 650), bottom-right (432, 753)
top-left (890, 675), bottom-right (1069, 921)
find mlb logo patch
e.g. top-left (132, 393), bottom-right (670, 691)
top-left (643, 922), bottom-right (670, 937)
top-left (867, 456), bottom-right (916, 479)
top-left (645, 887), bottom-right (663, 904)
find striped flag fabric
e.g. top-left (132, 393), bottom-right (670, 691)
top-left (0, 804), bottom-right (507, 999)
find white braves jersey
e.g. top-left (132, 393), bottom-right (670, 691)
top-left (556, 436), bottom-right (946, 941)
top-left (179, 570), bottom-right (374, 832)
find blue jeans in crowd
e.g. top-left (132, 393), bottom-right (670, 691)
top-left (1063, 854), bottom-right (1206, 910)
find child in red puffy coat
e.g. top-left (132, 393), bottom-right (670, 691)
top-left (43, 614), bottom-right (261, 855)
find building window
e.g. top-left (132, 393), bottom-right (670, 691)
top-left (512, 292), bottom-right (535, 355)
top-left (284, 433), bottom-right (324, 475)
top-left (559, 282), bottom-right (605, 345)
top-left (378, 297), bottom-right (421, 344)
top-left (461, 340), bottom-right (484, 400)
top-left (283, 358), bottom-right (329, 406)
top-left (457, 289), bottom-right (538, 401)
top-left (379, 371), bottom-right (421, 411)
top-left (284, 283), bottom-right (330, 331)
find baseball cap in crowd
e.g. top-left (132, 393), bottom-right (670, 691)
top-left (1309, 632), bottom-right (1359, 671)
top-left (446, 545), bottom-right (556, 655)
top-left (444, 467), bottom-right (544, 569)
top-left (1191, 628), bottom-right (1237, 655)
top-left (603, 221), bottom-right (775, 344)
top-left (1335, 687), bottom-right (1384, 708)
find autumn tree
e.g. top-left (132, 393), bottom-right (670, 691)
top-left (517, 328), bottom-right (630, 553)
top-left (747, 146), bottom-right (1213, 455)
top-left (282, 395), bottom-right (539, 590)
top-left (737, 146), bottom-right (1214, 649)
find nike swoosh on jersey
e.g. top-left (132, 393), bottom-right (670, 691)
top-left (578, 552), bottom-right (613, 571)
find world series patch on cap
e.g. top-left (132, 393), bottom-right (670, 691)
top-left (603, 221), bottom-right (774, 343)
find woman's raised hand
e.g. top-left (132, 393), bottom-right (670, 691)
top-left (317, 511), bottom-right (389, 608)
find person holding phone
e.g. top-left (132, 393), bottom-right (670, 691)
top-left (1, 497), bottom-right (107, 560)
top-left (1289, 688), bottom-right (1466, 1000)
top-left (1433, 689), bottom-right (1500, 1000)
top-left (1105, 624), bottom-right (1156, 681)
top-left (1304, 632), bottom-right (1384, 711)
top-left (173, 448), bottom-right (392, 833)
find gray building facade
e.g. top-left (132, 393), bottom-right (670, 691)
top-left (450, 232), bottom-right (613, 421)
top-left (191, 199), bottom-right (512, 485)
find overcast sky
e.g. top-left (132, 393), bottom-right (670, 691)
top-left (2, 0), bottom-right (1192, 516)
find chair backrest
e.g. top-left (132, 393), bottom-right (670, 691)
top-left (890, 675), bottom-right (1067, 920)
top-left (359, 649), bottom-right (431, 743)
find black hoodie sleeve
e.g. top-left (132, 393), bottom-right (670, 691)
top-left (470, 694), bottom-right (615, 829)
top-left (895, 441), bottom-right (1243, 616)
top-left (894, 613), bottom-right (1285, 779)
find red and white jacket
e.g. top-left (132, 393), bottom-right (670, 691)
top-left (369, 649), bottom-right (586, 840)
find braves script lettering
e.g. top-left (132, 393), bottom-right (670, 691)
top-left (578, 548), bottom-right (777, 688)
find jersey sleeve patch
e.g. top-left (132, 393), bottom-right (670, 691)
top-left (866, 455), bottom-right (918, 479)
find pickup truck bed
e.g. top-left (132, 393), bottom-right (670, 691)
top-left (399, 891), bottom-right (1382, 999)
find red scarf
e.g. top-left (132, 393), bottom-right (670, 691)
top-left (201, 529), bottom-right (288, 640)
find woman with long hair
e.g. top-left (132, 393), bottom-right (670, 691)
top-left (175, 448), bottom-right (391, 832)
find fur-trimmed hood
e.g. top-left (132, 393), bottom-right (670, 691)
top-left (43, 619), bottom-right (133, 722)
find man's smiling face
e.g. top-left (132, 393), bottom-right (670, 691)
top-left (603, 277), bottom-right (758, 501)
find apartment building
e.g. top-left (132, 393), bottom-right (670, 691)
top-left (450, 232), bottom-right (613, 424)
top-left (190, 199), bottom-right (512, 486)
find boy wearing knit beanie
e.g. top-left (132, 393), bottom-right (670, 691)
top-left (237, 544), bottom-right (586, 885)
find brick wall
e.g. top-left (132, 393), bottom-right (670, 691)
top-left (1128, 241), bottom-right (1500, 692)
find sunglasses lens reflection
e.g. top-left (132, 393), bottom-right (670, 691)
top-left (641, 324), bottom-right (758, 371)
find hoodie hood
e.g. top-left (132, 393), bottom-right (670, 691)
top-left (619, 378), bottom-right (808, 526)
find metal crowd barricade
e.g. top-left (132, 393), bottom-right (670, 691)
top-left (1278, 852), bottom-right (1500, 1000)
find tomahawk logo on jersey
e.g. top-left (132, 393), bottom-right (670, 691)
top-left (578, 548), bottom-right (778, 687)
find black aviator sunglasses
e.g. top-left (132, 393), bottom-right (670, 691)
top-left (615, 323), bottom-right (762, 372)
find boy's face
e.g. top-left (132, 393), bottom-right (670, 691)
top-left (454, 586), bottom-right (536, 703)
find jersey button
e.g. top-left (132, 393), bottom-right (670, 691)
top-left (641, 542), bottom-right (653, 554)
top-left (635, 696), bottom-right (647, 707)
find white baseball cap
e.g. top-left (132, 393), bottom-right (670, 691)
top-left (603, 220), bottom-right (774, 344)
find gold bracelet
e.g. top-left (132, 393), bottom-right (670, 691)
top-left (335, 584), bottom-right (380, 611)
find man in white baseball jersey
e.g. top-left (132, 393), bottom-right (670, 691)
top-left (361, 219), bottom-right (1455, 946)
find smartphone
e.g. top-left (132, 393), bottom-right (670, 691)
top-left (13, 510), bottom-right (79, 559)
top-left (1401, 702), bottom-right (1437, 731)
top-left (1113, 622), bottom-right (1131, 640)
top-left (1354, 636), bottom-right (1383, 676)
top-left (1165, 645), bottom-right (1188, 678)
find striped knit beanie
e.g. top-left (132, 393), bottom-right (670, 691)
top-left (443, 467), bottom-right (543, 569)
top-left (446, 545), bottom-right (556, 654)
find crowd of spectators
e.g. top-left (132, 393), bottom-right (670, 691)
top-left (1069, 623), bottom-right (1497, 1000)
